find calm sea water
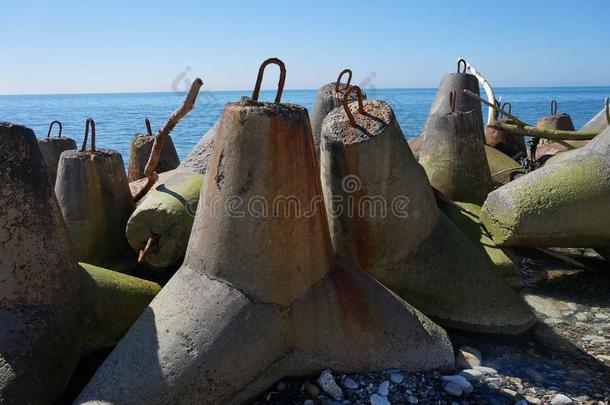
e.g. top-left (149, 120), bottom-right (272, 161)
top-left (0, 87), bottom-right (608, 164)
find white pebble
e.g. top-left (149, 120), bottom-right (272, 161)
top-left (442, 375), bottom-right (473, 394)
top-left (370, 393), bottom-right (391, 405)
top-left (378, 380), bottom-right (390, 396)
top-left (459, 369), bottom-right (483, 381)
top-left (406, 395), bottom-right (418, 404)
top-left (390, 373), bottom-right (404, 384)
top-left (473, 365), bottom-right (498, 375)
top-left (551, 394), bottom-right (573, 405)
top-left (316, 369), bottom-right (343, 400)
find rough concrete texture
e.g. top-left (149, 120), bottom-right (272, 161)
top-left (0, 122), bottom-right (84, 404)
top-left (481, 126), bottom-right (610, 247)
top-left (407, 134), bottom-right (423, 160)
top-left (534, 113), bottom-right (583, 159)
top-left (484, 123), bottom-right (526, 159)
top-left (320, 100), bottom-right (534, 334)
top-left (425, 73), bottom-right (483, 128)
top-left (419, 110), bottom-right (493, 204)
top-left (126, 171), bottom-right (203, 269)
top-left (485, 145), bottom-right (525, 187)
top-left (37, 136), bottom-right (77, 186)
top-left (75, 97), bottom-right (454, 405)
top-left (437, 199), bottom-right (523, 289)
top-left (55, 148), bottom-right (135, 266)
top-left (78, 262), bottom-right (160, 353)
top-left (127, 133), bottom-right (180, 182)
top-left (581, 106), bottom-right (609, 132)
top-left (179, 120), bottom-right (218, 175)
top-left (310, 83), bottom-right (366, 162)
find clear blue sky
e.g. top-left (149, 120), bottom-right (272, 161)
top-left (2, 0), bottom-right (609, 94)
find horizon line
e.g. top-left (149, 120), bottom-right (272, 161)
top-left (1, 84), bottom-right (610, 97)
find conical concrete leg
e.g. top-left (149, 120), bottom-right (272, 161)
top-left (76, 92), bottom-right (453, 404)
top-left (320, 98), bottom-right (534, 334)
top-left (482, 127), bottom-right (610, 247)
top-left (0, 122), bottom-right (83, 403)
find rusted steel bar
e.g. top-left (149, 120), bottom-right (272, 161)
top-left (342, 85), bottom-right (365, 127)
top-left (47, 120), bottom-right (63, 138)
top-left (81, 117), bottom-right (96, 154)
top-left (251, 58), bottom-right (286, 103)
top-left (138, 233), bottom-right (159, 263)
top-left (334, 68), bottom-right (352, 92)
top-left (145, 118), bottom-right (153, 136)
top-left (449, 90), bottom-right (456, 113)
top-left (457, 58), bottom-right (467, 73)
top-left (133, 78), bottom-right (203, 202)
top-left (550, 99), bottom-right (558, 115)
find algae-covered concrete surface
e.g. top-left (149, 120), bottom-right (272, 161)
top-left (127, 171), bottom-right (203, 269)
top-left (482, 127), bottom-right (610, 247)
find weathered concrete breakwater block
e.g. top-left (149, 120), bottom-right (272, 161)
top-left (310, 69), bottom-right (366, 162)
top-left (126, 171), bottom-right (203, 269)
top-left (37, 120), bottom-right (77, 186)
top-left (319, 95), bottom-right (534, 334)
top-left (484, 104), bottom-right (526, 159)
top-left (0, 122), bottom-right (84, 403)
top-left (78, 262), bottom-right (161, 353)
top-left (419, 104), bottom-right (493, 204)
top-left (179, 120), bottom-right (218, 175)
top-left (127, 120), bottom-right (180, 182)
top-left (76, 60), bottom-right (453, 405)
top-left (55, 118), bottom-right (135, 266)
top-left (534, 101), bottom-right (582, 159)
top-left (482, 126), bottom-right (610, 247)
top-left (438, 199), bottom-right (523, 289)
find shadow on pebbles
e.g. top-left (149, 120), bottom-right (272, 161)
top-left (255, 250), bottom-right (610, 405)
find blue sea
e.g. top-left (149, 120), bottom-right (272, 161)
top-left (0, 87), bottom-right (608, 164)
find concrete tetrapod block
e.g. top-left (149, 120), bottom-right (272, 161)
top-left (320, 100), bottom-right (535, 334)
top-left (419, 110), bottom-right (493, 204)
top-left (55, 148), bottom-right (135, 266)
top-left (310, 82), bottom-right (366, 162)
top-left (581, 105), bottom-right (609, 132)
top-left (535, 112), bottom-right (585, 159)
top-left (437, 199), bottom-right (523, 289)
top-left (75, 97), bottom-right (454, 405)
top-left (38, 137), bottom-right (77, 187)
top-left (0, 122), bottom-right (84, 403)
top-left (179, 120), bottom-right (218, 175)
top-left (481, 126), bottom-right (610, 247)
top-left (426, 72), bottom-right (483, 128)
top-left (484, 122), bottom-right (526, 159)
top-left (127, 133), bottom-right (180, 182)
top-left (126, 171), bottom-right (203, 269)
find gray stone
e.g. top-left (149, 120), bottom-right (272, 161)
top-left (370, 393), bottom-right (390, 405)
top-left (473, 366), bottom-right (497, 375)
top-left (459, 369), bottom-right (483, 381)
top-left (442, 375), bottom-right (473, 394)
top-left (390, 373), bottom-right (404, 384)
top-left (444, 382), bottom-right (463, 397)
top-left (456, 347), bottom-right (481, 369)
top-left (342, 377), bottom-right (358, 390)
top-left (378, 380), bottom-right (390, 396)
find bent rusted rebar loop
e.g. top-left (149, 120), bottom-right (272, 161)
top-left (47, 120), bottom-right (63, 138)
top-left (343, 85), bottom-right (365, 128)
top-left (80, 117), bottom-right (96, 158)
top-left (335, 68), bottom-right (352, 93)
top-left (145, 118), bottom-right (153, 136)
top-left (133, 78), bottom-right (203, 203)
top-left (550, 99), bottom-right (558, 115)
top-left (449, 90), bottom-right (457, 113)
top-left (251, 57), bottom-right (286, 103)
top-left (457, 58), bottom-right (467, 74)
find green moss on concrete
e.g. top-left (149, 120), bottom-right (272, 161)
top-left (126, 172), bottom-right (204, 269)
top-left (482, 154), bottom-right (610, 247)
top-left (78, 262), bottom-right (160, 352)
top-left (438, 199), bottom-right (523, 288)
top-left (485, 145), bottom-right (525, 188)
